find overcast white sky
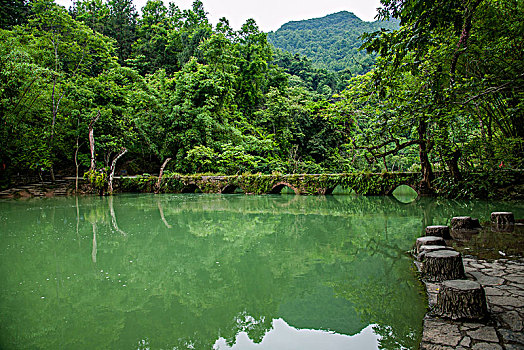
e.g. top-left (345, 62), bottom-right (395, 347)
top-left (55, 0), bottom-right (382, 32)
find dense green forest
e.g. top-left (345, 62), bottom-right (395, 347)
top-left (268, 11), bottom-right (399, 74)
top-left (0, 0), bottom-right (522, 197)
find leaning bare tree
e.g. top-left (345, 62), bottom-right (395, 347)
top-left (107, 148), bottom-right (127, 194)
top-left (88, 111), bottom-right (101, 172)
top-left (155, 157), bottom-right (172, 193)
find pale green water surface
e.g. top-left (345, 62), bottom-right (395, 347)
top-left (1, 194), bottom-right (522, 349)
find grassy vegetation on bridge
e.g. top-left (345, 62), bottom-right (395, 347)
top-left (114, 170), bottom-right (523, 199)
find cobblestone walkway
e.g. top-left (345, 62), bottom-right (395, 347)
top-left (0, 180), bottom-right (72, 198)
top-left (420, 256), bottom-right (524, 350)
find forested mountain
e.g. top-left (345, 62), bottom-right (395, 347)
top-left (268, 11), bottom-right (399, 74)
top-left (0, 0), bottom-right (522, 198)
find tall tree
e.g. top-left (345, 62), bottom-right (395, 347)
top-left (106, 0), bottom-right (137, 64)
top-left (0, 0), bottom-right (116, 183)
top-left (73, 0), bottom-right (138, 64)
top-left (0, 0), bottom-right (30, 29)
top-left (356, 0), bottom-right (524, 185)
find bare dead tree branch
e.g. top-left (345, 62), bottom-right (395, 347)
top-left (107, 148), bottom-right (127, 194)
top-left (155, 158), bottom-right (172, 193)
top-left (450, 0), bottom-right (483, 85)
top-left (89, 111), bottom-right (101, 171)
top-left (356, 139), bottom-right (420, 159)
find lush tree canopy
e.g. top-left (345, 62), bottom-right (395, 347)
top-left (0, 0), bottom-right (522, 198)
top-left (328, 0), bottom-right (523, 194)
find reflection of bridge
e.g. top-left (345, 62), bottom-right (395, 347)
top-left (158, 173), bottom-right (423, 196)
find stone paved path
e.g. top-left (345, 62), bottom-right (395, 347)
top-left (0, 180), bottom-right (73, 198)
top-left (420, 256), bottom-right (524, 350)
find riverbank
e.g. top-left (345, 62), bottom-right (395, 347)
top-left (1, 170), bottom-right (524, 199)
top-left (418, 223), bottom-right (524, 350)
top-left (0, 178), bottom-right (76, 198)
top-left (420, 256), bottom-right (524, 349)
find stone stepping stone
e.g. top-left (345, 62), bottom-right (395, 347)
top-left (433, 280), bottom-right (488, 320)
top-left (417, 245), bottom-right (454, 260)
top-left (451, 216), bottom-right (474, 229)
top-left (491, 212), bottom-right (515, 232)
top-left (451, 216), bottom-right (481, 230)
top-left (422, 250), bottom-right (466, 282)
top-left (416, 236), bottom-right (446, 254)
top-left (491, 212), bottom-right (514, 225)
top-left (425, 225), bottom-right (451, 239)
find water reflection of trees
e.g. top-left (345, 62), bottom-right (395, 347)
top-left (144, 194), bottom-right (522, 226)
top-left (1, 195), bottom-right (522, 349)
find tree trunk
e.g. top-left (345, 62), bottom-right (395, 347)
top-left (48, 43), bottom-right (65, 183)
top-left (107, 148), bottom-right (127, 195)
top-left (422, 250), bottom-right (466, 282)
top-left (418, 118), bottom-right (434, 194)
top-left (74, 135), bottom-right (80, 192)
top-left (445, 149), bottom-right (462, 182)
top-left (449, 0), bottom-right (483, 85)
top-left (89, 111), bottom-right (100, 171)
top-left (433, 280), bottom-right (488, 320)
top-left (155, 157), bottom-right (172, 194)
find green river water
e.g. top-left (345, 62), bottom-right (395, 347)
top-left (1, 193), bottom-right (523, 349)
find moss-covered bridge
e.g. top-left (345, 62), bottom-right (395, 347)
top-left (119, 172), bottom-right (425, 196)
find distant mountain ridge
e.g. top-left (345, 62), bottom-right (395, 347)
top-left (268, 11), bottom-right (399, 74)
top-left (277, 11), bottom-right (366, 31)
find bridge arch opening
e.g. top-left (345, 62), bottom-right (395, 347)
top-left (221, 184), bottom-right (244, 194)
top-left (327, 185), bottom-right (356, 195)
top-left (270, 183), bottom-right (299, 195)
top-left (391, 185), bottom-right (418, 203)
top-left (182, 184), bottom-right (203, 194)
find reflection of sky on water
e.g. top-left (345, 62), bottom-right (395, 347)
top-left (392, 185), bottom-right (418, 204)
top-left (214, 319), bottom-right (380, 350)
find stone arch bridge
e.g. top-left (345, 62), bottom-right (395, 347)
top-left (145, 172), bottom-right (425, 196)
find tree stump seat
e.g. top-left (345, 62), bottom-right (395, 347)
top-left (433, 280), bottom-right (488, 320)
top-left (422, 250), bottom-right (466, 282)
top-left (491, 212), bottom-right (514, 226)
top-left (451, 216), bottom-right (481, 230)
top-left (417, 245), bottom-right (454, 261)
top-left (415, 236), bottom-right (446, 254)
top-left (425, 225), bottom-right (451, 239)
